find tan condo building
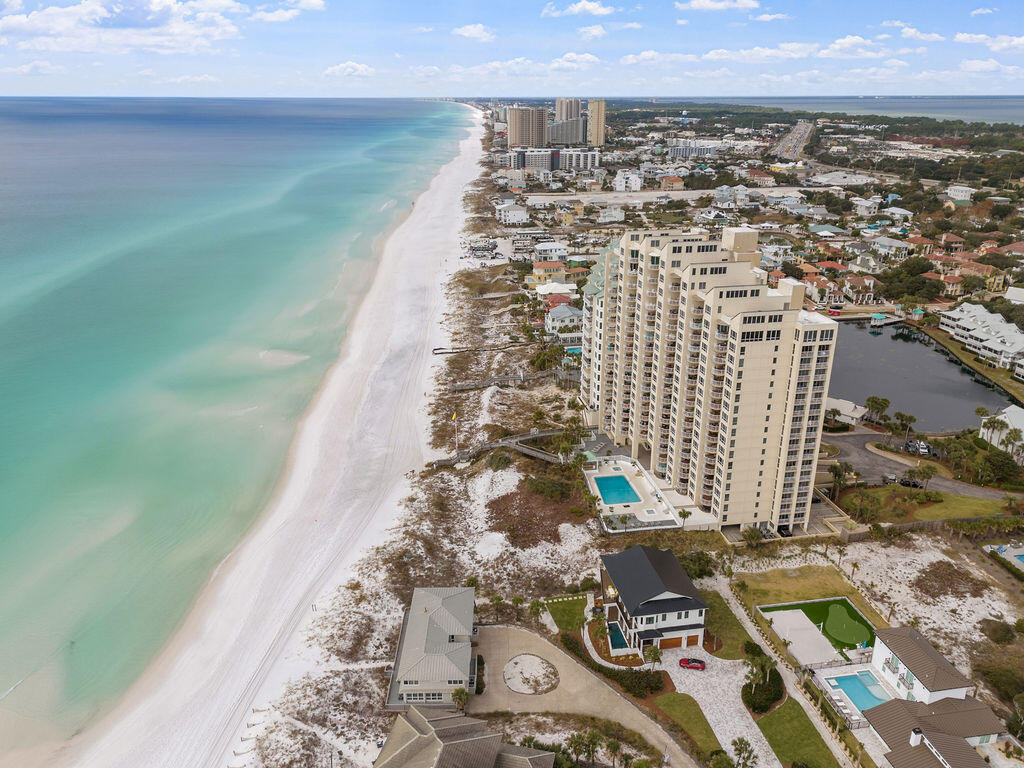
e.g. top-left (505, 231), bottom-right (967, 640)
top-left (586, 99), bottom-right (606, 146)
top-left (581, 227), bottom-right (837, 534)
top-left (506, 106), bottom-right (548, 148)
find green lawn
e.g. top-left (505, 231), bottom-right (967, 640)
top-left (762, 598), bottom-right (875, 652)
top-left (758, 698), bottom-right (841, 768)
top-left (545, 596), bottom-right (587, 632)
top-left (840, 485), bottom-right (1004, 523)
top-left (654, 693), bottom-right (721, 755)
top-left (739, 566), bottom-right (888, 631)
top-left (699, 590), bottom-right (752, 660)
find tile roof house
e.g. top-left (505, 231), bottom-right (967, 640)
top-left (375, 707), bottom-right (554, 768)
top-left (386, 587), bottom-right (477, 710)
top-left (600, 545), bottom-right (707, 655)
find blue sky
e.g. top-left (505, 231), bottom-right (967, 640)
top-left (0, 0), bottom-right (1021, 95)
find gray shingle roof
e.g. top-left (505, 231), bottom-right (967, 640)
top-left (601, 545), bottom-right (707, 617)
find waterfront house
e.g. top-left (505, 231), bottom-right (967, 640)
top-left (525, 261), bottom-right (567, 288)
top-left (939, 303), bottom-right (1024, 369)
top-left (375, 707), bottom-right (554, 768)
top-left (535, 241), bottom-right (569, 260)
top-left (842, 274), bottom-right (879, 304)
top-left (979, 404), bottom-right (1024, 459)
top-left (600, 545), bottom-right (707, 655)
top-left (545, 304), bottom-right (583, 345)
top-left (496, 203), bottom-right (530, 226)
top-left (385, 587), bottom-right (476, 710)
top-left (872, 627), bottom-right (973, 704)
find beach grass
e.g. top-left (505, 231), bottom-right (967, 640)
top-left (757, 698), bottom-right (841, 768)
top-left (546, 596), bottom-right (587, 632)
top-left (654, 693), bottom-right (722, 755)
top-left (699, 590), bottom-right (752, 659)
top-left (840, 486), bottom-right (1004, 523)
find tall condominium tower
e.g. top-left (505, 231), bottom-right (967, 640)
top-left (555, 97), bottom-right (582, 122)
top-left (580, 227), bottom-right (837, 533)
top-left (586, 99), bottom-right (606, 146)
top-left (506, 106), bottom-right (548, 148)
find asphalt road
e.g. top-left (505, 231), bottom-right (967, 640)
top-left (825, 432), bottom-right (1012, 501)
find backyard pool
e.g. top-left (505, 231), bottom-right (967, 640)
top-left (594, 474), bottom-right (641, 505)
top-left (608, 622), bottom-right (628, 650)
top-left (827, 670), bottom-right (891, 713)
top-left (1017, 555), bottom-right (1024, 567)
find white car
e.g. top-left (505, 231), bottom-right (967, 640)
top-left (814, 303), bottom-right (828, 311)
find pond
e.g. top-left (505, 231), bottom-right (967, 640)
top-left (827, 322), bottom-right (1014, 433)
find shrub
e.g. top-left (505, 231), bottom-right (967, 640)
top-left (579, 575), bottom-right (598, 592)
top-left (526, 476), bottom-right (573, 501)
top-left (980, 618), bottom-right (1016, 645)
top-left (488, 451), bottom-right (512, 470)
top-left (679, 550), bottom-right (715, 579)
top-left (475, 655), bottom-right (486, 694)
top-left (743, 640), bottom-right (766, 658)
top-left (974, 436), bottom-right (991, 450)
top-left (975, 660), bottom-right (1024, 702)
top-left (560, 632), bottom-right (664, 697)
top-left (741, 668), bottom-right (784, 714)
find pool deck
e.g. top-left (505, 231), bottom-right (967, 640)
top-left (986, 543), bottom-right (1024, 573)
top-left (584, 456), bottom-right (715, 533)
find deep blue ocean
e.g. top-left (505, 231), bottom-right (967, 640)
top-left (0, 98), bottom-right (470, 753)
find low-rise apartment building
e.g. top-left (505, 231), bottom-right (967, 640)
top-left (581, 227), bottom-right (837, 533)
top-left (939, 303), bottom-right (1024, 369)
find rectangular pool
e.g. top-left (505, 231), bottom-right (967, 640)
top-left (826, 670), bottom-right (891, 713)
top-left (608, 621), bottom-right (628, 650)
top-left (594, 474), bottom-right (641, 505)
top-left (1016, 555), bottom-right (1024, 567)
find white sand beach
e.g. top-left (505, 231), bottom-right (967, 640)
top-left (57, 106), bottom-right (484, 768)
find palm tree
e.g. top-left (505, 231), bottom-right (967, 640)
top-left (583, 730), bottom-right (603, 767)
top-left (741, 525), bottom-right (763, 548)
top-left (606, 738), bottom-right (621, 768)
top-left (620, 754), bottom-right (635, 768)
top-left (893, 411), bottom-right (916, 443)
top-left (593, 621), bottom-right (608, 645)
top-left (975, 406), bottom-right (990, 421)
top-left (918, 463), bottom-right (938, 489)
top-left (451, 687), bottom-right (469, 712)
top-left (566, 732), bottom-right (586, 767)
top-left (511, 595), bottom-right (524, 622)
top-left (829, 461), bottom-right (853, 500)
top-left (529, 599), bottom-right (544, 620)
top-left (731, 737), bottom-right (758, 768)
top-left (850, 560), bottom-right (859, 579)
top-left (643, 644), bottom-right (662, 670)
top-left (1007, 427), bottom-right (1023, 462)
top-left (489, 594), bottom-right (504, 622)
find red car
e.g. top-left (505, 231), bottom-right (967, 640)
top-left (678, 658), bottom-right (706, 670)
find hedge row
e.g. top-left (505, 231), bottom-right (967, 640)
top-left (987, 550), bottom-right (1024, 583)
top-left (560, 632), bottom-right (664, 698)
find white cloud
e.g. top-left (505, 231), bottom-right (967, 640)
top-left (322, 60), bottom-right (374, 77)
top-left (408, 64), bottom-right (441, 77)
top-left (412, 25), bottom-right (433, 32)
top-left (675, 17), bottom-right (688, 24)
top-left (0, 0), bottom-right (23, 12)
top-left (704, 40), bottom-right (817, 61)
top-left (541, 0), bottom-right (614, 17)
top-left (954, 32), bottom-right (1024, 52)
top-left (817, 35), bottom-right (887, 58)
top-left (0, 0), bottom-right (248, 54)
top-left (881, 19), bottom-right (906, 27)
top-left (620, 49), bottom-right (698, 64)
top-left (900, 26), bottom-right (944, 41)
top-left (549, 51), bottom-right (600, 70)
top-left (578, 23), bottom-right (605, 38)
top-left (620, 21), bottom-right (641, 28)
top-left (158, 73), bottom-right (220, 83)
top-left (959, 57), bottom-right (1023, 75)
top-left (970, 7), bottom-right (996, 15)
top-left (674, 0), bottom-right (758, 9)
top-left (250, 8), bottom-right (299, 21)
top-left (752, 13), bottom-right (788, 21)
top-left (883, 57), bottom-right (908, 67)
top-left (451, 23), bottom-right (495, 42)
top-left (1, 58), bottom-right (64, 74)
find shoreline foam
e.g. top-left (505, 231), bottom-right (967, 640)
top-left (47, 104), bottom-right (483, 768)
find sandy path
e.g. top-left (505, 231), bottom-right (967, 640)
top-left (60, 106), bottom-right (484, 768)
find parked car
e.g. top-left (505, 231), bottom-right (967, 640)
top-left (814, 303), bottom-right (828, 311)
top-left (678, 658), bottom-right (706, 670)
top-left (898, 477), bottom-right (922, 488)
top-left (882, 473), bottom-right (897, 484)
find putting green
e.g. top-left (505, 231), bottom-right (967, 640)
top-left (824, 602), bottom-right (872, 647)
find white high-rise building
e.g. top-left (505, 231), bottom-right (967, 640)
top-left (581, 227), bottom-right (837, 533)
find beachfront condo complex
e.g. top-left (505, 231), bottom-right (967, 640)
top-left (587, 99), bottom-right (606, 147)
top-left (506, 106), bottom-right (548, 148)
top-left (581, 227), bottom-right (837, 533)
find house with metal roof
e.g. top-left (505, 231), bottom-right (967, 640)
top-left (386, 587), bottom-right (477, 710)
top-left (375, 707), bottom-right (554, 768)
top-left (599, 545), bottom-right (707, 655)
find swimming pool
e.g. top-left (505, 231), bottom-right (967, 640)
top-left (1016, 554), bottom-right (1024, 567)
top-left (608, 622), bottom-right (628, 650)
top-left (826, 670), bottom-right (891, 713)
top-left (594, 474), bottom-right (641, 505)
top-left (565, 346), bottom-right (582, 355)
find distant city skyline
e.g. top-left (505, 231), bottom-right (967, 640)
top-left (0, 0), bottom-right (1021, 96)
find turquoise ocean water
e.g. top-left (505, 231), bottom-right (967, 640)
top-left (0, 98), bottom-right (469, 751)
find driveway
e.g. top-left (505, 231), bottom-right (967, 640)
top-left (661, 648), bottom-right (781, 768)
top-left (469, 625), bottom-right (698, 768)
top-left (826, 432), bottom-right (1013, 500)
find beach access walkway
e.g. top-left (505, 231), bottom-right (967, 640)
top-left (430, 427), bottom-right (593, 468)
top-left (469, 625), bottom-right (698, 768)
